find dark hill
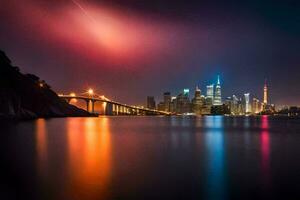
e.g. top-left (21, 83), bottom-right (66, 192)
top-left (0, 50), bottom-right (93, 119)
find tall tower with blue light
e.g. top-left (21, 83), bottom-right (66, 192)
top-left (214, 75), bottom-right (222, 105)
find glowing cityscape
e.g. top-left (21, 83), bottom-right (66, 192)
top-left (151, 76), bottom-right (275, 115)
top-left (1, 1), bottom-right (300, 200)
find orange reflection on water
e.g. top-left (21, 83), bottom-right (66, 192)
top-left (67, 117), bottom-right (112, 199)
top-left (35, 119), bottom-right (48, 172)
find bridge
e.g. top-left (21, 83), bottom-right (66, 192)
top-left (58, 91), bottom-right (170, 116)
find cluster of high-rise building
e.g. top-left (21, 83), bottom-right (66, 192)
top-left (224, 94), bottom-right (262, 115)
top-left (146, 76), bottom-right (275, 115)
top-left (224, 80), bottom-right (275, 115)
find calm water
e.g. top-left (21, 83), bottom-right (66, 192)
top-left (1, 116), bottom-right (300, 200)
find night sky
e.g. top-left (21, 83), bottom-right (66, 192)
top-left (0, 0), bottom-right (299, 106)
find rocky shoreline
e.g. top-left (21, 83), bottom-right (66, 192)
top-left (0, 50), bottom-right (94, 120)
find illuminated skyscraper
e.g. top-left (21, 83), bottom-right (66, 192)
top-left (232, 95), bottom-right (239, 115)
top-left (252, 98), bottom-right (260, 114)
top-left (206, 84), bottom-right (214, 107)
top-left (263, 79), bottom-right (268, 104)
top-left (206, 84), bottom-right (214, 100)
top-left (244, 93), bottom-right (250, 113)
top-left (214, 75), bottom-right (222, 105)
top-left (192, 86), bottom-right (204, 115)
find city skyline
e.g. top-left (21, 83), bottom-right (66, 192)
top-left (0, 0), bottom-right (299, 106)
top-left (153, 76), bottom-right (270, 104)
top-left (152, 75), bottom-right (274, 115)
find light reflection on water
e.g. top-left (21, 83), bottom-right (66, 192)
top-left (36, 119), bottom-right (48, 175)
top-left (260, 116), bottom-right (271, 193)
top-left (66, 117), bottom-right (112, 199)
top-left (204, 116), bottom-right (226, 200)
top-left (4, 116), bottom-right (299, 199)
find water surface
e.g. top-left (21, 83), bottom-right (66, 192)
top-left (1, 116), bottom-right (300, 199)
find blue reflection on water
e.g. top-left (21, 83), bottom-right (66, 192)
top-left (204, 116), bottom-right (227, 200)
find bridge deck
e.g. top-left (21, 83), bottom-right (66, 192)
top-left (59, 95), bottom-right (170, 115)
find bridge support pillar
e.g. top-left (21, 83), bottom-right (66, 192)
top-left (112, 104), bottom-right (115, 115)
top-left (104, 102), bottom-right (113, 115)
top-left (85, 100), bottom-right (95, 113)
top-left (85, 100), bottom-right (89, 112)
top-left (91, 100), bottom-right (95, 113)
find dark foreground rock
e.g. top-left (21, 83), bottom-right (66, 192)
top-left (0, 50), bottom-right (94, 119)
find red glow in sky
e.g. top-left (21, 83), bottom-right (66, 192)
top-left (2, 0), bottom-right (299, 105)
top-left (7, 0), bottom-right (191, 67)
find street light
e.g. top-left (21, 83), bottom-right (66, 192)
top-left (70, 92), bottom-right (76, 97)
top-left (88, 89), bottom-right (94, 96)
